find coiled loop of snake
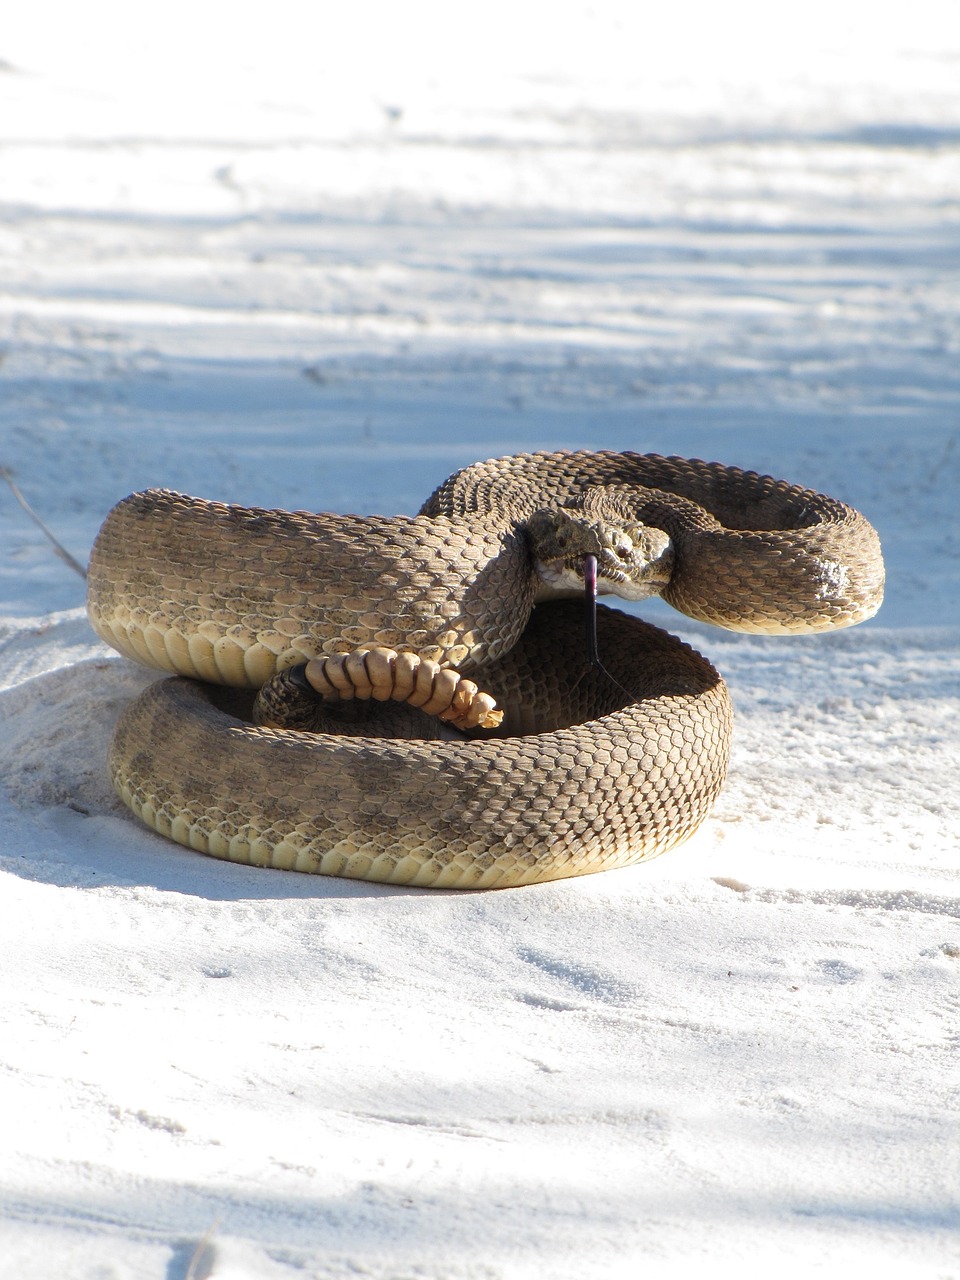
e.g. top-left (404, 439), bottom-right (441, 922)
top-left (87, 450), bottom-right (884, 888)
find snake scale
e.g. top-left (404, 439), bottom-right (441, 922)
top-left (87, 450), bottom-right (884, 889)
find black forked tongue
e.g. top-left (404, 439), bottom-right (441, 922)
top-left (583, 553), bottom-right (600, 666)
top-left (581, 551), bottom-right (639, 708)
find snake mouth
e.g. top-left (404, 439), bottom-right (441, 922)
top-left (534, 552), bottom-right (671, 601)
top-left (534, 559), bottom-right (588, 594)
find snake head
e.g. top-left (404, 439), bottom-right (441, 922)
top-left (526, 507), bottom-right (675, 601)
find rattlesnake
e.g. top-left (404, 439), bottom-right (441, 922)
top-left (87, 450), bottom-right (884, 888)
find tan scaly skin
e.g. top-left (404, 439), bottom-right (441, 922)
top-left (88, 450), bottom-right (884, 888)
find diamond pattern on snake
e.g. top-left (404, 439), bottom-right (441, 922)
top-left (87, 450), bottom-right (884, 888)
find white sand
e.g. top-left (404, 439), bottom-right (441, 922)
top-left (1, 4), bottom-right (958, 1276)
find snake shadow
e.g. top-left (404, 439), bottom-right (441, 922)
top-left (0, 656), bottom-right (472, 902)
top-left (16, 801), bottom-right (478, 902)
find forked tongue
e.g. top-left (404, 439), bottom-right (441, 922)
top-left (582, 551), bottom-right (640, 706)
top-left (583, 553), bottom-right (600, 665)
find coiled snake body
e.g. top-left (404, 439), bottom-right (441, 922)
top-left (87, 451), bottom-right (884, 889)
